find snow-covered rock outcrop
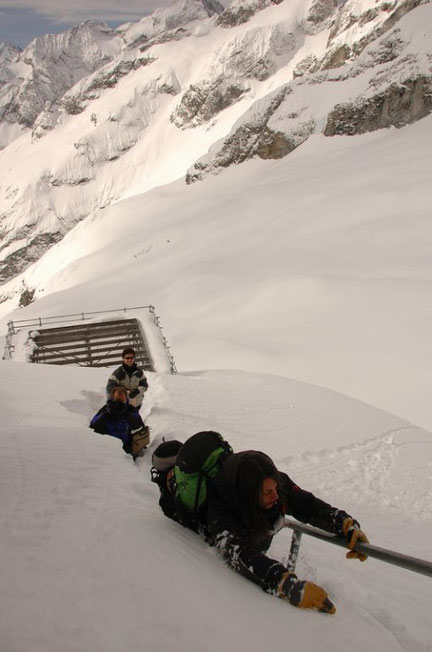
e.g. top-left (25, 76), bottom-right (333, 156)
top-left (216, 0), bottom-right (284, 27)
top-left (171, 19), bottom-right (301, 128)
top-left (186, 0), bottom-right (432, 181)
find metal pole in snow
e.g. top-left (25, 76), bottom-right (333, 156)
top-left (280, 519), bottom-right (432, 578)
top-left (287, 529), bottom-right (303, 572)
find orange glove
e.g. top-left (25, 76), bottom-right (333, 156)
top-left (277, 572), bottom-right (336, 614)
top-left (343, 517), bottom-right (369, 561)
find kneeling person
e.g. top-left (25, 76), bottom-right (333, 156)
top-left (90, 386), bottom-right (150, 459)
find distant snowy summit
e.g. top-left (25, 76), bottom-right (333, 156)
top-left (0, 0), bottom-right (431, 289)
top-left (0, 42), bottom-right (21, 66)
top-left (0, 21), bottom-right (122, 136)
top-left (0, 2), bottom-right (227, 146)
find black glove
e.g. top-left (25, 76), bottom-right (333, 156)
top-left (277, 572), bottom-right (336, 614)
top-left (129, 389), bottom-right (139, 399)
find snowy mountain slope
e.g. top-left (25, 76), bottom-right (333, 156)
top-left (0, 363), bottom-right (431, 652)
top-left (0, 22), bottom-right (123, 147)
top-left (0, 0), bottom-right (431, 284)
top-left (0, 0), bottom-right (225, 150)
top-left (0, 110), bottom-right (431, 432)
top-left (187, 1), bottom-right (432, 180)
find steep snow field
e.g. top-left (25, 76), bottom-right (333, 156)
top-left (0, 362), bottom-right (431, 652)
top-left (1, 113), bottom-right (431, 431)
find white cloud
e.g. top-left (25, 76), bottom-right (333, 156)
top-left (0, 0), bottom-right (172, 24)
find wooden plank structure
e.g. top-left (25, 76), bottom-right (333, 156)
top-left (29, 318), bottom-right (154, 370)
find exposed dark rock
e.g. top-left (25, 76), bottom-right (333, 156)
top-left (359, 8), bottom-right (380, 27)
top-left (380, 0), bottom-right (425, 34)
top-left (128, 34), bottom-right (149, 50)
top-left (139, 28), bottom-right (190, 52)
top-left (186, 87), bottom-right (291, 181)
top-left (18, 286), bottom-right (35, 308)
top-left (201, 0), bottom-right (225, 16)
top-left (171, 80), bottom-right (248, 128)
top-left (321, 44), bottom-right (351, 69)
top-left (217, 6), bottom-right (257, 26)
top-left (328, 0), bottom-right (424, 62)
top-left (367, 33), bottom-right (405, 65)
top-left (158, 82), bottom-right (180, 95)
top-left (0, 232), bottom-right (64, 284)
top-left (50, 176), bottom-right (92, 187)
top-left (216, 0), bottom-right (278, 28)
top-left (307, 0), bottom-right (338, 25)
top-left (322, 29), bottom-right (405, 76)
top-left (293, 54), bottom-right (319, 78)
top-left (324, 75), bottom-right (432, 136)
top-left (327, 5), bottom-right (359, 44)
top-left (0, 92), bottom-right (18, 122)
top-left (31, 101), bottom-right (61, 139)
top-left (255, 120), bottom-right (315, 158)
top-left (62, 97), bottom-right (85, 115)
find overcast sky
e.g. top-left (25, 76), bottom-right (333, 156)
top-left (0, 1), bottom-right (171, 48)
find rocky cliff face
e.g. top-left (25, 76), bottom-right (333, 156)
top-left (186, 0), bottom-right (432, 182)
top-left (171, 17), bottom-right (301, 128)
top-left (0, 0), bottom-right (431, 288)
top-left (216, 0), bottom-right (284, 27)
top-left (0, 22), bottom-right (122, 146)
top-left (324, 76), bottom-right (432, 135)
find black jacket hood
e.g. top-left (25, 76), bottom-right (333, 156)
top-left (215, 451), bottom-right (280, 522)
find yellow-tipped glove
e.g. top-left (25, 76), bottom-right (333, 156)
top-left (277, 572), bottom-right (336, 614)
top-left (343, 517), bottom-right (369, 561)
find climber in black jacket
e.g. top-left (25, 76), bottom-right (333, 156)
top-left (152, 443), bottom-right (368, 614)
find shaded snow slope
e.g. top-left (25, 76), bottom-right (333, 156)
top-left (0, 363), bottom-right (431, 652)
top-left (1, 113), bottom-right (431, 431)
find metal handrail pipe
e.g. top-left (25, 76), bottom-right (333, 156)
top-left (10, 305), bottom-right (153, 327)
top-left (282, 519), bottom-right (432, 578)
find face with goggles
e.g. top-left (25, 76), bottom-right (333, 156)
top-left (122, 354), bottom-right (135, 367)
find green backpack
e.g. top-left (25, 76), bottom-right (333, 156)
top-left (174, 431), bottom-right (233, 512)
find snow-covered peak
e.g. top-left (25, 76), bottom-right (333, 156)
top-left (18, 20), bottom-right (119, 69)
top-left (0, 42), bottom-right (21, 66)
top-left (120, 0), bottom-right (220, 49)
top-left (0, 20), bottom-right (123, 144)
